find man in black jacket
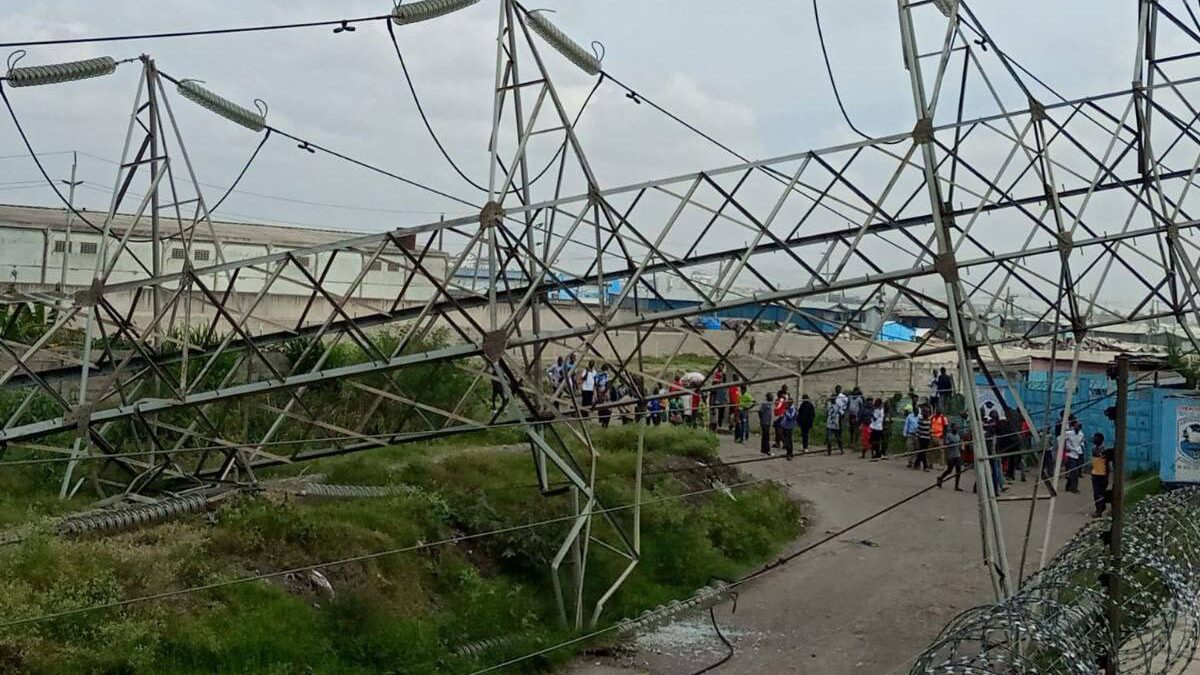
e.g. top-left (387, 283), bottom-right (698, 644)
top-left (758, 393), bottom-right (775, 456)
top-left (797, 394), bottom-right (816, 451)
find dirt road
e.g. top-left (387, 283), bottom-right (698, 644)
top-left (570, 436), bottom-right (1096, 675)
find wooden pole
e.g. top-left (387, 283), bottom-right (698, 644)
top-left (1104, 353), bottom-right (1129, 675)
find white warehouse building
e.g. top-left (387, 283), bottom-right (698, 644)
top-left (0, 203), bottom-right (448, 332)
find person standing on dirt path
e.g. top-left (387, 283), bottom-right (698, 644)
top-left (737, 386), bottom-right (754, 443)
top-left (903, 406), bottom-right (919, 467)
top-left (1063, 418), bottom-right (1085, 494)
top-left (759, 393), bottom-right (776, 456)
top-left (798, 394), bottom-right (816, 451)
top-left (825, 395), bottom-right (843, 455)
top-left (870, 398), bottom-right (885, 458)
top-left (780, 400), bottom-right (797, 460)
top-left (938, 423), bottom-right (965, 490)
top-left (580, 360), bottom-right (597, 414)
top-left (914, 405), bottom-right (932, 471)
top-left (1090, 432), bottom-right (1113, 517)
top-left (859, 396), bottom-right (874, 458)
top-left (712, 365), bottom-right (727, 430)
top-left (930, 408), bottom-right (948, 467)
top-left (773, 391), bottom-right (789, 449)
top-left (936, 367), bottom-right (954, 411)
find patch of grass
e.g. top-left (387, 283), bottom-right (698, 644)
top-left (1124, 471), bottom-right (1162, 506)
top-left (0, 425), bottom-right (802, 674)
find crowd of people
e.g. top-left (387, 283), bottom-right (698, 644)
top-left (543, 359), bottom-right (1116, 518)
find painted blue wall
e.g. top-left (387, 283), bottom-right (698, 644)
top-left (974, 371), bottom-right (1164, 473)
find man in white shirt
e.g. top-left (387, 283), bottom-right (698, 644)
top-left (581, 360), bottom-right (597, 414)
top-left (1062, 419), bottom-right (1085, 493)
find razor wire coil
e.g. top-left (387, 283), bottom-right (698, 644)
top-left (910, 487), bottom-right (1200, 674)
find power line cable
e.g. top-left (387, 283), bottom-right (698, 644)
top-left (811, 0), bottom-right (904, 145)
top-left (386, 19), bottom-right (604, 195)
top-left (0, 15), bottom-right (391, 49)
top-left (0, 79), bottom-right (155, 276)
top-left (4, 150), bottom-right (457, 216)
top-left (208, 128), bottom-right (272, 214)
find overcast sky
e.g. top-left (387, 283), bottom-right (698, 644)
top-left (0, 1), bottom-right (1141, 229)
top-left (1, 1), bottom-right (1183, 314)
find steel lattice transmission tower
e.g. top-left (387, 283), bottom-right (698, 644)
top-left (1, 0), bottom-right (1200, 629)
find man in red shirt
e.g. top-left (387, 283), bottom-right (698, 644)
top-left (773, 393), bottom-right (789, 449)
top-left (728, 383), bottom-right (740, 434)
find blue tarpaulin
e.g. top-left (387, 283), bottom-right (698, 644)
top-left (877, 321), bottom-right (916, 342)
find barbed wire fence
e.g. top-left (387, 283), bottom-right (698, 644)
top-left (910, 486), bottom-right (1200, 674)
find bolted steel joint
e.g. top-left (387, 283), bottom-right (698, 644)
top-left (479, 201), bottom-right (503, 228)
top-left (1057, 229), bottom-right (1074, 256)
top-left (1028, 97), bottom-right (1048, 122)
top-left (481, 329), bottom-right (508, 363)
top-left (933, 251), bottom-right (960, 284)
top-left (912, 117), bottom-right (935, 144)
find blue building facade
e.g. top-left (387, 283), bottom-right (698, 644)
top-left (973, 370), bottom-right (1189, 475)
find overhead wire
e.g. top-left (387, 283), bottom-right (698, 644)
top-left (810, 0), bottom-right (904, 145)
top-left (207, 128), bottom-right (272, 214)
top-left (0, 15), bottom-right (392, 49)
top-left (385, 18), bottom-right (604, 195)
top-left (0, 79), bottom-right (155, 276)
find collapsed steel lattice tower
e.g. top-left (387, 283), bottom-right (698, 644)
top-left (2, 0), bottom-right (1200, 628)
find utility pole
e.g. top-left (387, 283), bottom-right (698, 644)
top-left (1104, 353), bottom-right (1129, 675)
top-left (57, 152), bottom-right (83, 299)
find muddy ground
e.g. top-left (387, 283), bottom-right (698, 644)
top-left (569, 436), bottom-right (1100, 675)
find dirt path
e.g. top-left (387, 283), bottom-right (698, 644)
top-left (569, 436), bottom-right (1096, 675)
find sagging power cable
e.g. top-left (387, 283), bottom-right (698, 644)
top-left (811, 0), bottom-right (903, 145)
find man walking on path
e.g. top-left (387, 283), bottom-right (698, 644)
top-left (937, 423), bottom-right (965, 490)
top-left (825, 395), bottom-right (844, 455)
top-left (798, 394), bottom-right (816, 451)
top-left (759, 393), bottom-right (775, 456)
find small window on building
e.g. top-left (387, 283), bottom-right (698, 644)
top-left (193, 249), bottom-right (210, 262)
top-left (386, 262), bottom-right (400, 272)
top-left (172, 248), bottom-right (186, 260)
top-left (79, 242), bottom-right (98, 255)
top-left (53, 240), bottom-right (70, 253)
top-left (368, 261), bottom-right (383, 272)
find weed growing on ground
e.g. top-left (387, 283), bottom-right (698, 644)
top-left (0, 426), bottom-right (801, 674)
